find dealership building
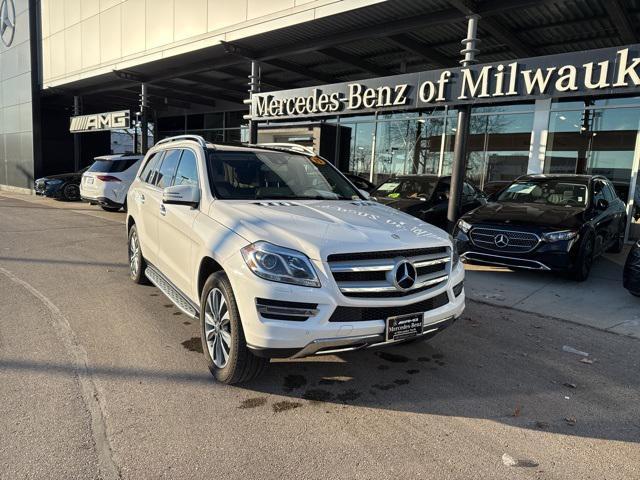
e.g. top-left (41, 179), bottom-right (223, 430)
top-left (2, 0), bottom-right (640, 237)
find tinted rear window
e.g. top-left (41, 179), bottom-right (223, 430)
top-left (88, 159), bottom-right (139, 173)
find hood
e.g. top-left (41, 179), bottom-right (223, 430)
top-left (38, 172), bottom-right (79, 182)
top-left (209, 199), bottom-right (450, 261)
top-left (464, 202), bottom-right (585, 229)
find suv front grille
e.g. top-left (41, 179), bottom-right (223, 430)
top-left (328, 247), bottom-right (450, 298)
top-left (469, 227), bottom-right (540, 253)
top-left (329, 292), bottom-right (449, 322)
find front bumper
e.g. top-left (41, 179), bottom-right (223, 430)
top-left (226, 251), bottom-right (465, 357)
top-left (455, 228), bottom-right (579, 271)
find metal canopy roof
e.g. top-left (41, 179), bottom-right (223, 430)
top-left (44, 0), bottom-right (640, 114)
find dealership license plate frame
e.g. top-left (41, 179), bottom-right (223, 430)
top-left (385, 312), bottom-right (424, 342)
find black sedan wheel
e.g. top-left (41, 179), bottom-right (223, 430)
top-left (61, 183), bottom-right (80, 201)
top-left (570, 233), bottom-right (594, 282)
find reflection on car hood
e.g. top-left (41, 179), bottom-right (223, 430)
top-left (210, 199), bottom-right (450, 260)
top-left (374, 197), bottom-right (431, 211)
top-left (464, 202), bottom-right (585, 229)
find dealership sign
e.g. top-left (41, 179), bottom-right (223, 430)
top-left (250, 45), bottom-right (640, 120)
top-left (69, 110), bottom-right (131, 133)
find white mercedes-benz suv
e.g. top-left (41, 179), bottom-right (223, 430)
top-left (127, 135), bottom-right (465, 384)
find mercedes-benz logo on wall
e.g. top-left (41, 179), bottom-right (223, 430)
top-left (494, 233), bottom-right (510, 248)
top-left (1, 0), bottom-right (16, 47)
top-left (393, 259), bottom-right (417, 291)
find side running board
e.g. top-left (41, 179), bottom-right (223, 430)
top-left (145, 266), bottom-right (199, 319)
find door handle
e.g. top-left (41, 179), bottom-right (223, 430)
top-left (160, 204), bottom-right (166, 216)
top-left (135, 192), bottom-right (145, 204)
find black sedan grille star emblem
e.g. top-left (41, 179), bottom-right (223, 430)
top-left (393, 260), bottom-right (417, 291)
top-left (494, 233), bottom-right (510, 248)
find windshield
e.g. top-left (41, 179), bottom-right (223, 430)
top-left (372, 178), bottom-right (438, 199)
top-left (497, 180), bottom-right (588, 207)
top-left (207, 150), bottom-right (361, 200)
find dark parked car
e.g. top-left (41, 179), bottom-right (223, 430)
top-left (623, 241), bottom-right (640, 296)
top-left (455, 174), bottom-right (626, 281)
top-left (371, 175), bottom-right (486, 229)
top-left (482, 180), bottom-right (511, 198)
top-left (344, 173), bottom-right (376, 192)
top-left (34, 166), bottom-right (89, 201)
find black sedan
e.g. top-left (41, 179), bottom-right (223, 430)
top-left (34, 166), bottom-right (89, 201)
top-left (371, 175), bottom-right (486, 229)
top-left (344, 173), bottom-right (376, 193)
top-left (455, 174), bottom-right (627, 281)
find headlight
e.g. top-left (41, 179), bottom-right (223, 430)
top-left (46, 179), bottom-right (63, 185)
top-left (457, 219), bottom-right (472, 234)
top-left (241, 241), bottom-right (320, 288)
top-left (449, 235), bottom-right (460, 266)
top-left (543, 230), bottom-right (578, 242)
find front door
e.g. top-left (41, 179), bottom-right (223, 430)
top-left (157, 148), bottom-right (202, 298)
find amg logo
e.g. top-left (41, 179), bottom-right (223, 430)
top-left (69, 110), bottom-right (130, 133)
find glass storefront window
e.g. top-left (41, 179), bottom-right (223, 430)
top-left (546, 106), bottom-right (640, 201)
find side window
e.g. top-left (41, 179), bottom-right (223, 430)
top-left (173, 150), bottom-right (199, 187)
top-left (604, 182), bottom-right (617, 201)
top-left (138, 152), bottom-right (159, 184)
top-left (156, 150), bottom-right (182, 189)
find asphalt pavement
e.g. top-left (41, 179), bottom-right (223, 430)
top-left (1, 193), bottom-right (639, 480)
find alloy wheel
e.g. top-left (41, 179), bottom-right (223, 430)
top-left (204, 288), bottom-right (231, 368)
top-left (129, 231), bottom-right (140, 278)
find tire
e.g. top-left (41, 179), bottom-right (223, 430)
top-left (200, 272), bottom-right (268, 384)
top-left (128, 225), bottom-right (149, 284)
top-left (570, 233), bottom-right (595, 282)
top-left (101, 205), bottom-right (122, 212)
top-left (61, 182), bottom-right (80, 201)
top-left (607, 221), bottom-right (626, 254)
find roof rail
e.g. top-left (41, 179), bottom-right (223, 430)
top-left (253, 142), bottom-right (315, 155)
top-left (155, 135), bottom-right (208, 148)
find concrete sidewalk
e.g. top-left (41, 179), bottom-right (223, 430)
top-left (464, 248), bottom-right (640, 339)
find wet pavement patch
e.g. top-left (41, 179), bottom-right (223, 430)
top-left (150, 293), bottom-right (159, 297)
top-left (239, 397), bottom-right (267, 409)
top-left (406, 369), bottom-right (420, 374)
top-left (375, 352), bottom-right (410, 363)
top-left (183, 321), bottom-right (191, 325)
top-left (318, 377), bottom-right (348, 386)
top-left (302, 389), bottom-right (334, 402)
top-left (173, 311), bottom-right (182, 316)
top-left (435, 361), bottom-right (446, 366)
top-left (393, 379), bottom-right (410, 386)
top-left (432, 353), bottom-right (444, 359)
top-left (417, 357), bottom-right (431, 362)
top-left (163, 304), bottom-right (173, 308)
top-left (336, 389), bottom-right (361, 402)
top-left (377, 364), bottom-right (390, 370)
top-left (181, 337), bottom-right (203, 353)
top-left (273, 401), bottom-right (303, 413)
top-left (283, 374), bottom-right (307, 392)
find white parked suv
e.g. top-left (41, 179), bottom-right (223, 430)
top-left (81, 154), bottom-right (143, 211)
top-left (126, 135), bottom-right (465, 383)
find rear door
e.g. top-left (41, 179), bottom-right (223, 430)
top-left (591, 179), bottom-right (614, 253)
top-left (130, 152), bottom-right (163, 265)
top-left (157, 148), bottom-right (202, 297)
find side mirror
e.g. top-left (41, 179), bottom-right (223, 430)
top-left (596, 198), bottom-right (609, 210)
top-left (435, 192), bottom-right (448, 203)
top-left (163, 185), bottom-right (200, 207)
top-left (358, 189), bottom-right (371, 199)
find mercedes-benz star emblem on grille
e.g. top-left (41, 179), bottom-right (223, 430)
top-left (494, 233), bottom-right (510, 248)
top-left (0, 0), bottom-right (15, 47)
top-left (393, 260), bottom-right (417, 291)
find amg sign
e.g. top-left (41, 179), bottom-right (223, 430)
top-left (69, 110), bottom-right (131, 133)
top-left (250, 45), bottom-right (640, 120)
